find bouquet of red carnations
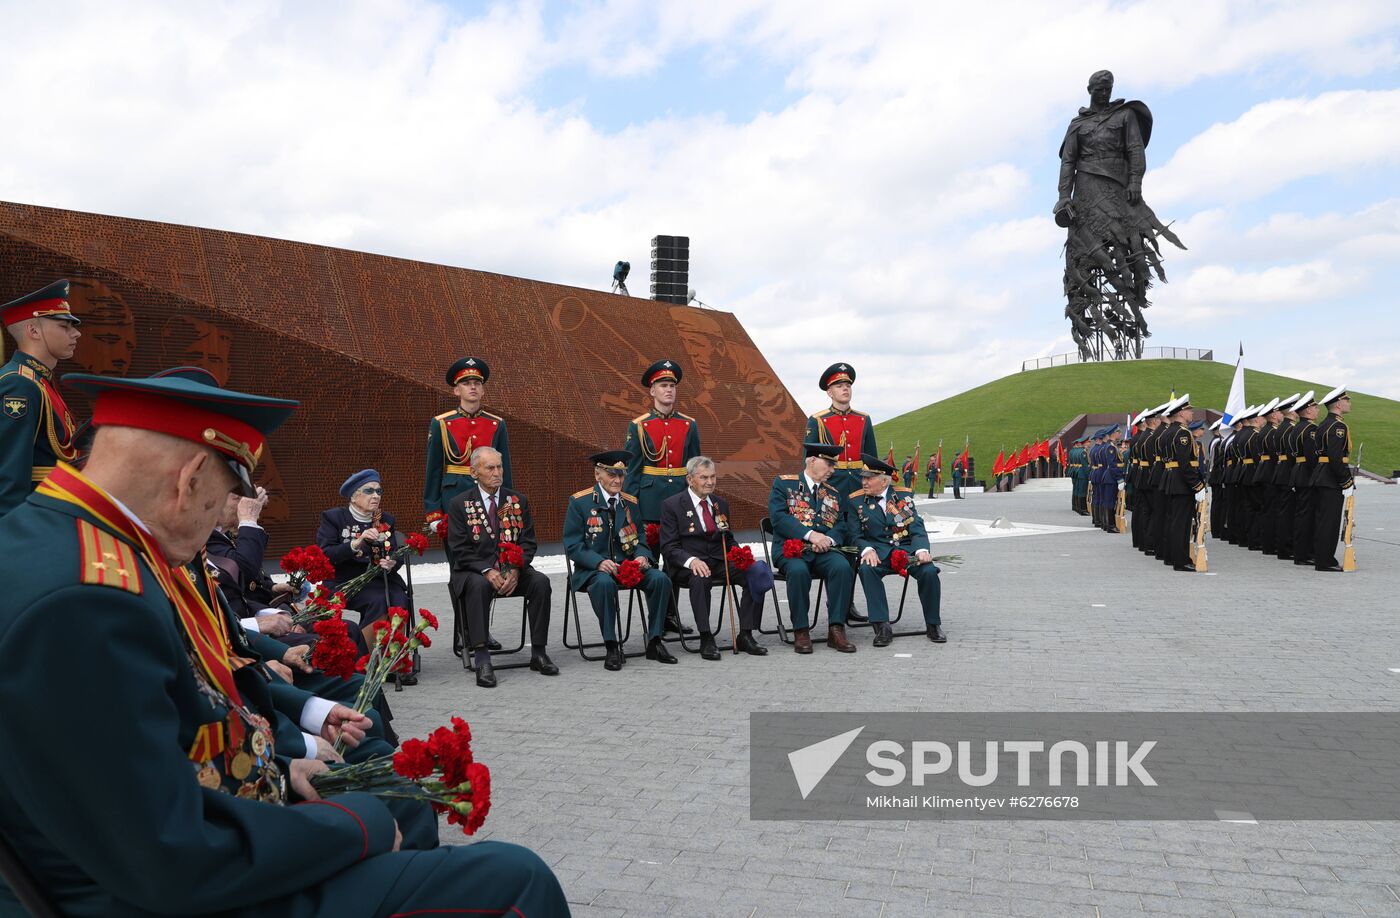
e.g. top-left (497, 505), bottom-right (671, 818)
top-left (310, 716), bottom-right (491, 836)
top-left (498, 541), bottom-right (524, 572)
top-left (645, 523), bottom-right (660, 550)
top-left (615, 558), bottom-right (643, 588)
top-left (424, 510), bottom-right (447, 539)
top-left (782, 538), bottom-right (805, 559)
top-left (726, 545), bottom-right (755, 571)
top-left (279, 545), bottom-right (336, 592)
top-left (290, 584), bottom-right (347, 628)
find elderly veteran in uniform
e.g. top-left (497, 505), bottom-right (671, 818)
top-left (659, 455), bottom-right (775, 659)
top-left (447, 445), bottom-right (557, 688)
top-left (564, 449), bottom-right (677, 670)
top-left (0, 279), bottom-right (82, 515)
top-left (423, 356), bottom-right (512, 536)
top-left (768, 441), bottom-right (857, 654)
top-left (317, 470), bottom-right (413, 651)
top-left (846, 455), bottom-right (946, 645)
top-left (0, 369), bottom-right (566, 917)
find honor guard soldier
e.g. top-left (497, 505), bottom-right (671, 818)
top-left (768, 442), bottom-right (857, 654)
top-left (846, 455), bottom-right (946, 645)
top-left (423, 357), bottom-right (511, 537)
top-left (1311, 386), bottom-right (1354, 571)
top-left (0, 369), bottom-right (566, 916)
top-left (1087, 428), bottom-right (1108, 528)
top-left (623, 359), bottom-right (701, 524)
top-left (1159, 395), bottom-right (1206, 570)
top-left (0, 279), bottom-right (82, 514)
top-left (1289, 392), bottom-right (1320, 566)
top-left (1223, 406), bottom-right (1256, 546)
top-left (1067, 432), bottom-right (1088, 514)
top-left (564, 450), bottom-right (677, 669)
top-left (1270, 394), bottom-right (1302, 560)
top-left (1252, 397), bottom-right (1285, 554)
top-left (1205, 418), bottom-right (1228, 540)
top-left (805, 363), bottom-right (877, 497)
top-left (1243, 397), bottom-right (1279, 551)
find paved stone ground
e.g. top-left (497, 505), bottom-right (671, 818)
top-left (389, 486), bottom-right (1400, 917)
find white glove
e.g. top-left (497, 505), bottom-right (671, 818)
top-left (1342, 485), bottom-right (1355, 497)
top-left (1193, 490), bottom-right (1207, 504)
top-left (1117, 482), bottom-right (1125, 492)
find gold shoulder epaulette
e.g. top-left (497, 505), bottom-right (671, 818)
top-left (76, 520), bottom-right (143, 595)
top-left (632, 412), bottom-right (650, 424)
top-left (779, 474), bottom-right (798, 480)
top-left (811, 409), bottom-right (830, 419)
top-left (849, 489), bottom-right (865, 499)
top-left (675, 411), bottom-right (695, 422)
top-left (619, 492), bottom-right (638, 504)
top-left (433, 409), bottom-right (457, 421)
top-left (571, 487), bottom-right (594, 499)
top-left (480, 410), bottom-right (504, 422)
top-left (893, 485), bottom-right (913, 494)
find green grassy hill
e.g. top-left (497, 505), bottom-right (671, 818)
top-left (875, 360), bottom-right (1398, 478)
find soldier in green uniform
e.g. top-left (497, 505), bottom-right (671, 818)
top-left (565, 449), bottom-right (677, 670)
top-left (623, 359), bottom-right (701, 524)
top-left (0, 279), bottom-right (82, 514)
top-left (845, 455), bottom-right (946, 646)
top-left (0, 369), bottom-right (566, 917)
top-left (423, 357), bottom-right (511, 536)
top-left (805, 363), bottom-right (878, 498)
top-left (768, 442), bottom-right (857, 654)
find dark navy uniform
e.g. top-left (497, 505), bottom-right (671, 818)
top-left (0, 280), bottom-right (81, 514)
top-left (845, 456), bottom-right (943, 643)
top-left (1270, 400), bottom-right (1301, 558)
top-left (316, 507), bottom-right (411, 628)
top-left (1310, 387), bottom-right (1354, 570)
top-left (423, 357), bottom-right (512, 524)
top-left (1160, 399), bottom-right (1206, 570)
top-left (623, 360), bottom-right (701, 523)
top-left (0, 371), bottom-right (564, 918)
top-left (1290, 392), bottom-right (1320, 565)
top-left (805, 363), bottom-right (877, 497)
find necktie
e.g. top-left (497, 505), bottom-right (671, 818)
top-left (700, 498), bottom-right (716, 533)
top-left (486, 494), bottom-right (498, 537)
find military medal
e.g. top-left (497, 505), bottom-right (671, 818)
top-left (196, 763), bottom-right (221, 789)
top-left (230, 751), bottom-right (254, 780)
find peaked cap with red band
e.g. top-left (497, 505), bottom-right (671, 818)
top-left (641, 359), bottom-right (681, 387)
top-left (820, 362), bottom-right (855, 390)
top-left (1, 279), bottom-right (80, 326)
top-left (63, 369), bottom-right (298, 496)
top-left (446, 356), bottom-right (490, 387)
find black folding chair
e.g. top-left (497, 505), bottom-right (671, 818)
top-left (462, 590), bottom-right (531, 674)
top-left (561, 557), bottom-right (646, 662)
top-left (0, 832), bottom-right (59, 918)
top-left (665, 562), bottom-right (734, 654)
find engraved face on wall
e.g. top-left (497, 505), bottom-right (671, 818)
top-left (161, 315), bottom-right (232, 385)
top-left (69, 279), bottom-right (136, 376)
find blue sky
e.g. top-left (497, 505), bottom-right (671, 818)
top-left (4, 0), bottom-right (1400, 418)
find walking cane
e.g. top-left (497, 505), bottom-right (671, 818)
top-left (718, 527), bottom-right (740, 654)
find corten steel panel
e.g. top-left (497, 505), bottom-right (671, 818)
top-left (0, 201), bottom-right (806, 552)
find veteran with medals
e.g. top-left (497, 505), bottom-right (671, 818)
top-left (0, 369), bottom-right (566, 917)
top-left (0, 279), bottom-right (82, 515)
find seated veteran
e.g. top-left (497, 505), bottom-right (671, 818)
top-left (659, 455), bottom-right (773, 659)
top-left (845, 454), bottom-right (946, 645)
top-left (768, 441), bottom-right (857, 654)
top-left (563, 449), bottom-right (676, 670)
top-left (0, 368), bottom-right (565, 917)
top-left (208, 482), bottom-right (296, 608)
top-left (446, 446), bottom-right (557, 688)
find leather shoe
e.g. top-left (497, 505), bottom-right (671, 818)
top-left (699, 634), bottom-right (721, 661)
top-left (475, 659), bottom-right (497, 688)
top-left (487, 636), bottom-right (503, 651)
top-left (847, 607), bottom-right (869, 623)
top-left (1277, 552), bottom-right (1292, 560)
top-left (1315, 564), bottom-right (1344, 572)
top-left (604, 646), bottom-right (623, 671)
top-left (1293, 558), bottom-right (1314, 566)
top-left (1173, 564), bottom-right (1195, 572)
top-left (927, 624), bottom-right (947, 643)
top-left (645, 638), bottom-right (679, 663)
top-left (665, 612), bottom-right (694, 636)
top-left (736, 632), bottom-right (768, 656)
top-left (396, 672), bottom-right (418, 686)
top-left (530, 652), bottom-right (559, 676)
top-left (872, 623), bottom-right (893, 647)
top-left (793, 628), bottom-right (813, 654)
top-left (827, 625), bottom-right (856, 653)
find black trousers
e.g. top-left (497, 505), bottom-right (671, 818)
top-left (1244, 485), bottom-right (1266, 548)
top-left (678, 561), bottom-right (767, 633)
top-left (1292, 487), bottom-right (1318, 563)
top-left (1164, 494), bottom-right (1195, 567)
top-left (1150, 489), bottom-right (1169, 559)
top-left (456, 566), bottom-right (552, 648)
top-left (1314, 488), bottom-right (1344, 569)
top-left (1227, 482), bottom-right (1247, 545)
top-left (1273, 486), bottom-right (1295, 556)
top-left (1256, 483), bottom-right (1277, 553)
top-left (1210, 485), bottom-right (1227, 539)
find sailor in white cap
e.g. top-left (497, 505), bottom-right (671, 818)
top-left (1289, 391), bottom-right (1321, 565)
top-left (1270, 394), bottom-right (1303, 560)
top-left (1159, 395), bottom-right (1206, 571)
top-left (1310, 386), bottom-right (1354, 571)
top-left (1224, 404), bottom-right (1258, 546)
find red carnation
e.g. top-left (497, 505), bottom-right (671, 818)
top-left (392, 738), bottom-right (435, 780)
top-left (782, 538), bottom-right (805, 559)
top-left (615, 558), bottom-right (643, 588)
top-left (645, 523), bottom-right (660, 550)
top-left (376, 523), bottom-right (390, 533)
top-left (280, 544), bottom-right (334, 586)
top-left (727, 544), bottom-right (755, 571)
top-left (462, 762), bottom-right (492, 834)
top-left (498, 541), bottom-right (524, 570)
top-left (311, 616), bottom-right (357, 680)
top-left (405, 532), bottom-right (428, 555)
top-left (420, 609), bottom-right (440, 630)
top-left (890, 549), bottom-right (910, 578)
top-left (450, 715), bottom-right (473, 746)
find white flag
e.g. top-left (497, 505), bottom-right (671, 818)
top-left (1223, 343), bottom-right (1246, 424)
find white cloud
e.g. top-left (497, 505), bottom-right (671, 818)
top-left (3, 0), bottom-right (1400, 416)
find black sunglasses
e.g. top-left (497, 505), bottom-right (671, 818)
top-left (359, 486), bottom-right (384, 495)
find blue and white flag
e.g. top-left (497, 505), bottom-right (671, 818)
top-left (1223, 343), bottom-right (1246, 425)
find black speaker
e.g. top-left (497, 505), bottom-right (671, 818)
top-left (650, 233), bottom-right (689, 304)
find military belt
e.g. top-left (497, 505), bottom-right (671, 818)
top-left (1259, 454), bottom-right (1272, 460)
top-left (445, 463), bottom-right (474, 476)
top-left (1163, 461), bottom-right (1198, 469)
top-left (1316, 456), bottom-right (1348, 463)
top-left (833, 460), bottom-right (863, 469)
top-left (642, 466), bottom-right (687, 476)
top-left (1295, 456), bottom-right (1307, 462)
top-left (1242, 459), bottom-right (1254, 465)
